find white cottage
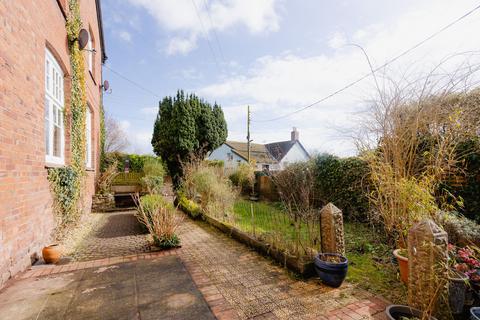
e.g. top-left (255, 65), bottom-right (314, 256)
top-left (208, 128), bottom-right (310, 171)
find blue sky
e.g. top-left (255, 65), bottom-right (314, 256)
top-left (101, 0), bottom-right (480, 155)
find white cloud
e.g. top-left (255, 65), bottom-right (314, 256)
top-left (166, 35), bottom-right (197, 55)
top-left (117, 30), bottom-right (132, 42)
top-left (119, 120), bottom-right (131, 131)
top-left (197, 0), bottom-right (480, 156)
top-left (128, 0), bottom-right (281, 55)
top-left (328, 32), bottom-right (346, 49)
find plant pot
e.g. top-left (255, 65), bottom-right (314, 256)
top-left (42, 244), bottom-right (61, 264)
top-left (385, 305), bottom-right (438, 320)
top-left (393, 249), bottom-right (408, 284)
top-left (314, 253), bottom-right (348, 288)
top-left (448, 270), bottom-right (469, 314)
top-left (471, 307), bottom-right (480, 320)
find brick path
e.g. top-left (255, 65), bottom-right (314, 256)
top-left (177, 219), bottom-right (388, 320)
top-left (69, 210), bottom-right (151, 261)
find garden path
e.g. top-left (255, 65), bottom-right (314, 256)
top-left (69, 210), bottom-right (151, 261)
top-left (176, 217), bottom-right (389, 320)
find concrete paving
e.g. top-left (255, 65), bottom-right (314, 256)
top-left (0, 256), bottom-right (215, 320)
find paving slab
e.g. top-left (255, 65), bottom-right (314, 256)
top-left (0, 255), bottom-right (215, 320)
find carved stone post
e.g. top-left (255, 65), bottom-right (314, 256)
top-left (320, 203), bottom-right (345, 256)
top-left (407, 219), bottom-right (448, 312)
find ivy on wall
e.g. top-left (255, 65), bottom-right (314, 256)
top-left (48, 0), bottom-right (87, 233)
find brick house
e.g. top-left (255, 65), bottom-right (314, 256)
top-left (0, 0), bottom-right (106, 287)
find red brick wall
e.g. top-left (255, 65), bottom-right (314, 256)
top-left (0, 0), bottom-right (104, 288)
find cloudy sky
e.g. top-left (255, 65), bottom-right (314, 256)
top-left (101, 0), bottom-right (480, 156)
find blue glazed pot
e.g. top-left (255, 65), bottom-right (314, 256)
top-left (471, 307), bottom-right (480, 320)
top-left (314, 253), bottom-right (348, 288)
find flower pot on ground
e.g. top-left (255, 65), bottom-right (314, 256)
top-left (471, 307), bottom-right (480, 320)
top-left (385, 305), bottom-right (438, 320)
top-left (314, 253), bottom-right (348, 288)
top-left (393, 249), bottom-right (408, 284)
top-left (42, 244), bottom-right (61, 264)
top-left (448, 270), bottom-right (469, 314)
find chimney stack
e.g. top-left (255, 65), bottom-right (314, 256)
top-left (291, 127), bottom-right (299, 141)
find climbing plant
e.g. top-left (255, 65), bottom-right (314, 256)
top-left (48, 0), bottom-right (87, 232)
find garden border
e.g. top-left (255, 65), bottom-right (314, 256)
top-left (180, 201), bottom-right (315, 277)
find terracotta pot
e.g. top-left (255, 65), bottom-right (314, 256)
top-left (42, 244), bottom-right (61, 264)
top-left (393, 249), bottom-right (408, 284)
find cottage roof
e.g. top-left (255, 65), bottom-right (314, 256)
top-left (225, 141), bottom-right (277, 164)
top-left (265, 140), bottom-right (310, 162)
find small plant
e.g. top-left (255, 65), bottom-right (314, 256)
top-left (96, 160), bottom-right (118, 194)
top-left (229, 163), bottom-right (255, 194)
top-left (133, 194), bottom-right (182, 249)
top-left (448, 244), bottom-right (480, 284)
top-left (141, 158), bottom-right (165, 194)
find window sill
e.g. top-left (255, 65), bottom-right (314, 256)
top-left (86, 168), bottom-right (95, 172)
top-left (45, 162), bottom-right (65, 169)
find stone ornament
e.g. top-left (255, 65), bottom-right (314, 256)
top-left (320, 203), bottom-right (346, 256)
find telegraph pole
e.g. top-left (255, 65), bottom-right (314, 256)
top-left (247, 105), bottom-right (251, 163)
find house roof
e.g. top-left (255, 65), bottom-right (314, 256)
top-left (225, 141), bottom-right (277, 164)
top-left (265, 140), bottom-right (310, 162)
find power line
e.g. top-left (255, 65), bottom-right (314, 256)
top-left (191, 0), bottom-right (222, 72)
top-left (253, 3), bottom-right (480, 122)
top-left (202, 0), bottom-right (227, 64)
top-left (104, 64), bottom-right (162, 99)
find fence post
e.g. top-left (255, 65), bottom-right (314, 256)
top-left (320, 203), bottom-right (345, 256)
top-left (407, 219), bottom-right (448, 313)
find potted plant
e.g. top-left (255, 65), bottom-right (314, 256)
top-left (385, 305), bottom-right (437, 320)
top-left (314, 253), bottom-right (348, 288)
top-left (42, 244), bottom-right (61, 264)
top-left (471, 307), bottom-right (480, 320)
top-left (393, 248), bottom-right (408, 284)
top-left (448, 245), bottom-right (480, 309)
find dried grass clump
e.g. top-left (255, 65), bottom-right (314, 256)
top-left (181, 160), bottom-right (237, 219)
top-left (96, 160), bottom-right (118, 195)
top-left (360, 61), bottom-right (480, 247)
top-left (133, 194), bottom-right (182, 248)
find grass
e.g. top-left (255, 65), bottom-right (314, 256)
top-left (344, 222), bottom-right (407, 304)
top-left (232, 200), bottom-right (321, 256)
top-left (231, 199), bottom-right (407, 304)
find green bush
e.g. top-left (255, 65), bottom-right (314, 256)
top-left (141, 158), bottom-right (165, 194)
top-left (176, 192), bottom-right (202, 219)
top-left (229, 163), bottom-right (255, 194)
top-left (104, 152), bottom-right (163, 173)
top-left (313, 154), bottom-right (371, 221)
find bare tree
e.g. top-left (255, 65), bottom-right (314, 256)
top-left (104, 114), bottom-right (129, 153)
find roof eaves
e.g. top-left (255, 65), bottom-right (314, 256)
top-left (95, 0), bottom-right (107, 63)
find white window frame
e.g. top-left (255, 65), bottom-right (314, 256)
top-left (85, 107), bottom-right (92, 168)
top-left (87, 30), bottom-right (93, 74)
top-left (45, 48), bottom-right (65, 165)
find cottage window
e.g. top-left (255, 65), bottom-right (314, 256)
top-left (227, 152), bottom-right (233, 161)
top-left (85, 107), bottom-right (92, 168)
top-left (45, 49), bottom-right (64, 164)
top-left (87, 30), bottom-right (94, 74)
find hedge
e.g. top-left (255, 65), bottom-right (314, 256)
top-left (313, 154), bottom-right (371, 221)
top-left (104, 152), bottom-right (163, 173)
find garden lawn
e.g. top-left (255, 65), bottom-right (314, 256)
top-left (232, 199), bottom-right (406, 304)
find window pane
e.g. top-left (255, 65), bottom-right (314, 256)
top-left (53, 124), bottom-right (61, 158)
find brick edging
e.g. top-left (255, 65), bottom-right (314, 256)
top-left (181, 258), bottom-right (240, 320)
top-left (18, 249), bottom-right (181, 279)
